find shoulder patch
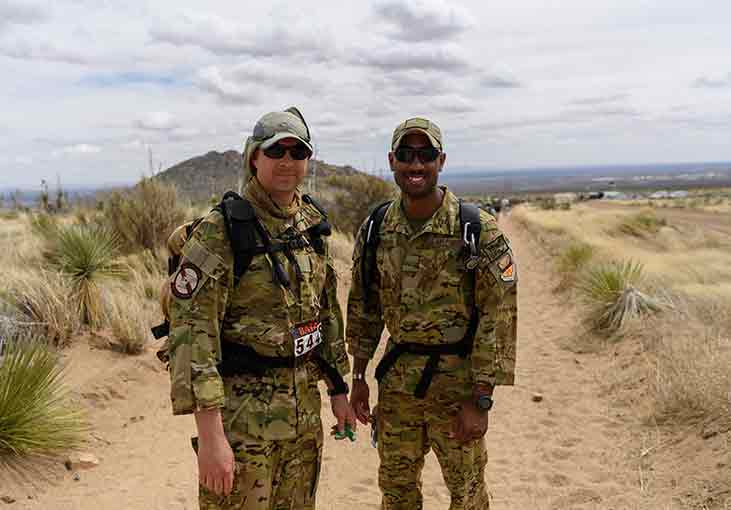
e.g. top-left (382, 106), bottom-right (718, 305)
top-left (482, 234), bottom-right (510, 263)
top-left (171, 263), bottom-right (202, 299)
top-left (181, 237), bottom-right (226, 280)
top-left (498, 253), bottom-right (516, 282)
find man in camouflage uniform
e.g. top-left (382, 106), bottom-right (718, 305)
top-left (347, 117), bottom-right (518, 510)
top-left (165, 107), bottom-right (355, 509)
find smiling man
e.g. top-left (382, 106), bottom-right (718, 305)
top-left (347, 117), bottom-right (519, 509)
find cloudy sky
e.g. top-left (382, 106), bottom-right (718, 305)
top-left (1, 0), bottom-right (730, 188)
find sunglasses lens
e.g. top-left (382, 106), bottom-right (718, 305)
top-left (419, 148), bottom-right (440, 163)
top-left (395, 147), bottom-right (415, 163)
top-left (263, 144), bottom-right (286, 158)
top-left (290, 144), bottom-right (312, 160)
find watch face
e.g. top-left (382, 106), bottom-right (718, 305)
top-left (477, 395), bottom-right (493, 411)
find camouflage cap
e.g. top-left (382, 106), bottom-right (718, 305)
top-left (391, 117), bottom-right (442, 151)
top-left (243, 106), bottom-right (312, 179)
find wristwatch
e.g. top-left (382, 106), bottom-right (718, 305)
top-left (327, 382), bottom-right (349, 397)
top-left (476, 394), bottom-right (493, 413)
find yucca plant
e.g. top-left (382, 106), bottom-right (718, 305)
top-left (46, 225), bottom-right (125, 327)
top-left (0, 335), bottom-right (86, 474)
top-left (577, 260), bottom-right (664, 335)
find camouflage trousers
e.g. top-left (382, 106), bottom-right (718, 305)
top-left (199, 426), bottom-right (323, 510)
top-left (376, 354), bottom-right (490, 510)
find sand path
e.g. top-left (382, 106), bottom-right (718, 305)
top-left (4, 216), bottom-right (659, 509)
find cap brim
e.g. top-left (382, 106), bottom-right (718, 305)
top-left (392, 128), bottom-right (441, 150)
top-left (260, 132), bottom-right (313, 152)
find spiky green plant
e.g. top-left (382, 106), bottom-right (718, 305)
top-left (0, 335), bottom-right (86, 473)
top-left (577, 260), bottom-right (664, 334)
top-left (46, 225), bottom-right (125, 327)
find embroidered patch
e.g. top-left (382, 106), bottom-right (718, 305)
top-left (171, 263), bottom-right (202, 299)
top-left (500, 259), bottom-right (515, 282)
top-left (497, 253), bottom-right (512, 272)
top-left (483, 235), bottom-right (510, 263)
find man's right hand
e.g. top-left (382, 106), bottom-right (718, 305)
top-left (198, 434), bottom-right (235, 496)
top-left (349, 379), bottom-right (371, 425)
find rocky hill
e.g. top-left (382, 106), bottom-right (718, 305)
top-left (155, 150), bottom-right (394, 234)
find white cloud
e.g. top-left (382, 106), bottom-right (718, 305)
top-left (134, 112), bottom-right (179, 132)
top-left (54, 143), bottom-right (102, 156)
top-left (150, 11), bottom-right (335, 61)
top-left (373, 0), bottom-right (474, 42)
top-left (350, 43), bottom-right (470, 71)
top-left (0, 1), bottom-right (46, 30)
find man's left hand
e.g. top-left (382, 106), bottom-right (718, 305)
top-left (449, 401), bottom-right (489, 444)
top-left (331, 394), bottom-right (357, 437)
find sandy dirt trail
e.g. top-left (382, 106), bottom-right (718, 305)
top-left (4, 216), bottom-right (662, 509)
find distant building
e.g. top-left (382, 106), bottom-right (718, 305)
top-left (602, 191), bottom-right (628, 200)
top-left (553, 192), bottom-right (578, 204)
top-left (669, 190), bottom-right (689, 198)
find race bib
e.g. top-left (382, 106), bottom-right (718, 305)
top-left (291, 320), bottom-right (323, 357)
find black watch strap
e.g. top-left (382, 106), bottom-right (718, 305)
top-left (476, 394), bottom-right (493, 412)
top-left (327, 382), bottom-right (349, 397)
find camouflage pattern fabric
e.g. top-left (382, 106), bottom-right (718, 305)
top-left (347, 186), bottom-right (517, 508)
top-left (199, 426), bottom-right (323, 510)
top-left (377, 355), bottom-right (488, 510)
top-left (166, 177), bottom-right (348, 508)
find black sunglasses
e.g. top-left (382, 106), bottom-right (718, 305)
top-left (394, 146), bottom-right (441, 164)
top-left (262, 142), bottom-right (312, 161)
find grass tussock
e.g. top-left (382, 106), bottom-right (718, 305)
top-left (614, 209), bottom-right (667, 238)
top-left (45, 225), bottom-right (125, 327)
top-left (103, 291), bottom-right (151, 354)
top-left (102, 178), bottom-right (187, 253)
top-left (0, 335), bottom-right (86, 472)
top-left (555, 242), bottom-right (594, 290)
top-left (122, 249), bottom-right (166, 301)
top-left (577, 260), bottom-right (665, 335)
top-left (4, 271), bottom-right (81, 347)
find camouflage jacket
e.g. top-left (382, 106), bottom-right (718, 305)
top-left (346, 187), bottom-right (517, 389)
top-left (167, 178), bottom-right (349, 440)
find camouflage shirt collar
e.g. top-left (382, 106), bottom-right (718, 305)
top-left (384, 186), bottom-right (459, 237)
top-left (244, 176), bottom-right (302, 220)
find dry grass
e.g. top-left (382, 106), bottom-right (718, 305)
top-left (2, 270), bottom-right (81, 347)
top-left (516, 199), bottom-right (731, 422)
top-left (102, 289), bottom-right (154, 355)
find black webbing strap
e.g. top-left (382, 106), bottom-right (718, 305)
top-left (217, 340), bottom-right (346, 393)
top-left (374, 308), bottom-right (477, 399)
top-left (361, 201), bottom-right (392, 308)
top-left (373, 201), bottom-right (483, 398)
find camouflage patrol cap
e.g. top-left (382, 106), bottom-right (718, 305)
top-left (391, 117), bottom-right (442, 151)
top-left (243, 106), bottom-right (312, 179)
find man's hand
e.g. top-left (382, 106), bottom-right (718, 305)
top-left (349, 380), bottom-right (371, 425)
top-left (449, 401), bottom-right (489, 445)
top-left (195, 408), bottom-right (235, 496)
top-left (331, 394), bottom-right (357, 436)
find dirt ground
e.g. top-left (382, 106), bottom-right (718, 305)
top-left (2, 215), bottom-right (727, 509)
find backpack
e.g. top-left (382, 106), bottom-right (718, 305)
top-left (359, 199), bottom-right (482, 308)
top-left (152, 191), bottom-right (331, 341)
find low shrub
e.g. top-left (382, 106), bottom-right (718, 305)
top-left (615, 210), bottom-right (667, 238)
top-left (577, 260), bottom-right (665, 335)
top-left (102, 178), bottom-right (187, 253)
top-left (555, 242), bottom-right (594, 290)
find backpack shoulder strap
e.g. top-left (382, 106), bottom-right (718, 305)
top-left (458, 201), bottom-right (482, 268)
top-left (360, 200), bottom-right (392, 307)
top-left (215, 191), bottom-right (261, 284)
top-left (302, 193), bottom-right (328, 219)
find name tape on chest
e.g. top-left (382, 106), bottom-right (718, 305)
top-left (291, 320), bottom-right (323, 357)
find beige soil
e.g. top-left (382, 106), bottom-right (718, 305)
top-left (2, 216), bottom-right (726, 509)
